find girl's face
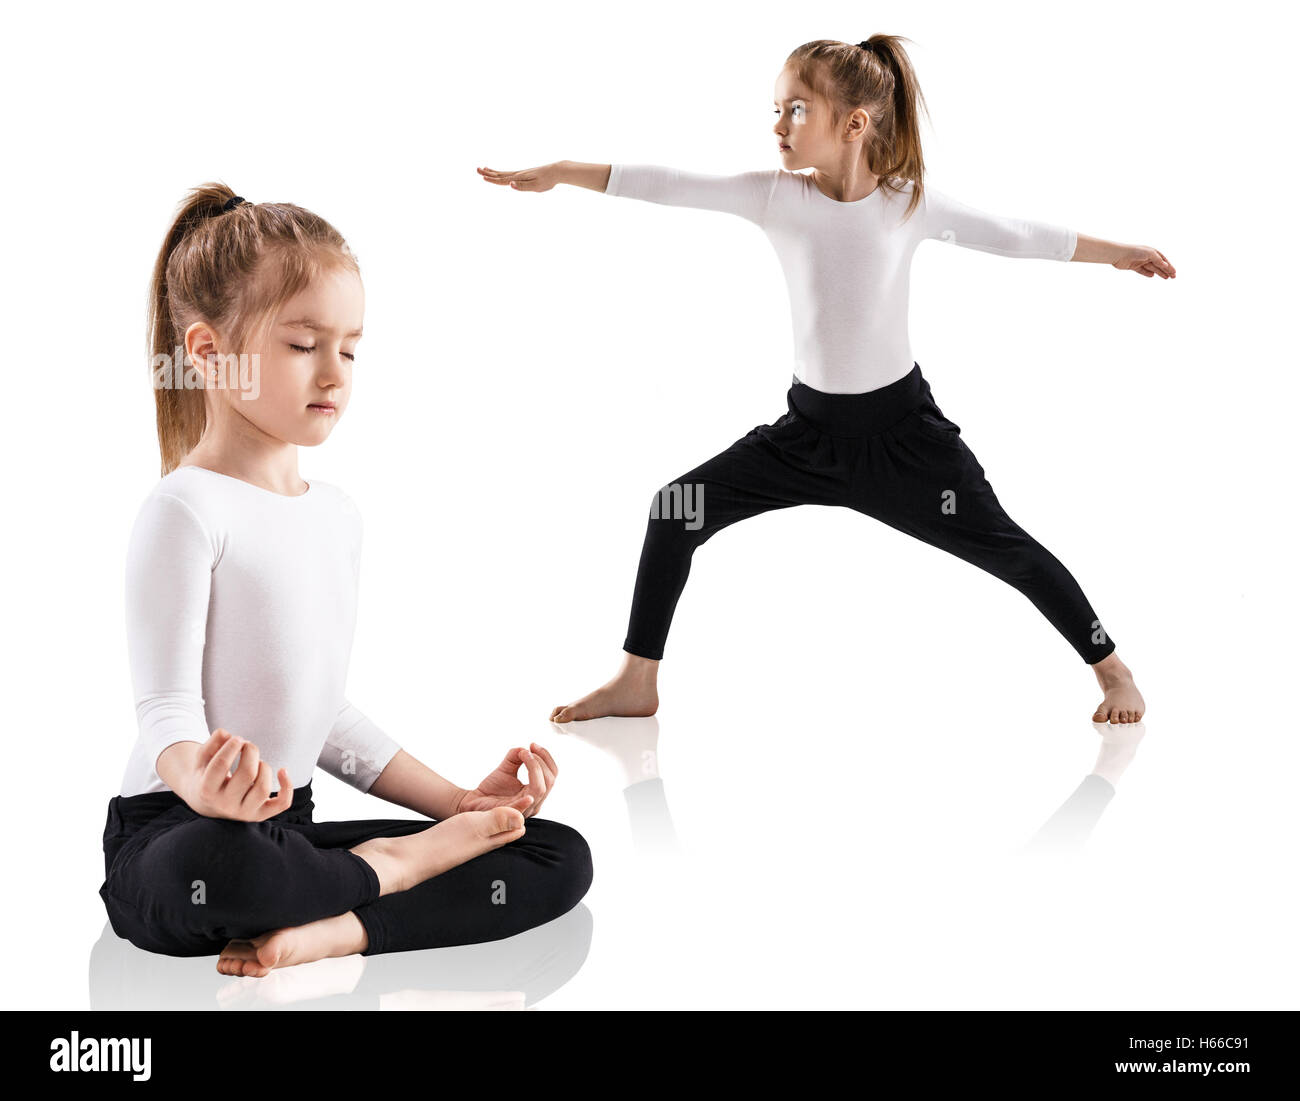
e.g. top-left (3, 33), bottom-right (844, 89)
top-left (197, 265), bottom-right (364, 448)
top-left (772, 66), bottom-right (867, 172)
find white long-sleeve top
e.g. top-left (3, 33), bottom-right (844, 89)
top-left (118, 464), bottom-right (401, 797)
top-left (603, 166), bottom-right (1077, 394)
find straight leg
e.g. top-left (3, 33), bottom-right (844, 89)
top-left (846, 402), bottom-right (1117, 665)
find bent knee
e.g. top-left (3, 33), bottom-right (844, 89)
top-left (135, 817), bottom-right (290, 920)
top-left (527, 818), bottom-right (593, 909)
top-left (647, 482), bottom-right (708, 531)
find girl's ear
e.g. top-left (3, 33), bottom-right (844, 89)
top-left (184, 321), bottom-right (219, 372)
top-left (846, 107), bottom-right (872, 143)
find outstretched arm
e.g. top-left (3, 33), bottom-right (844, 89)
top-left (479, 160), bottom-right (777, 225)
top-left (921, 184), bottom-right (1175, 278)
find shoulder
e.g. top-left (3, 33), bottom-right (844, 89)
top-left (889, 176), bottom-right (951, 231)
top-left (743, 167), bottom-right (784, 208)
top-left (139, 467), bottom-right (217, 528)
top-left (309, 478), bottom-right (359, 516)
top-left (309, 480), bottom-right (364, 551)
top-left (777, 169), bottom-right (810, 194)
top-left (126, 470), bottom-right (220, 561)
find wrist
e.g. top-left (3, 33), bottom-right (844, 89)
top-left (451, 786), bottom-right (471, 815)
top-left (175, 775), bottom-right (202, 814)
top-left (1112, 242), bottom-right (1140, 265)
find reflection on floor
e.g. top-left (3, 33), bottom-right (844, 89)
top-left (564, 714), bottom-right (1148, 856)
top-left (89, 902), bottom-right (592, 1011)
top-left (1025, 720), bottom-right (1147, 852)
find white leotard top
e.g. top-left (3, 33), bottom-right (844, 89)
top-left (604, 165), bottom-right (1076, 394)
top-left (118, 465), bottom-right (401, 797)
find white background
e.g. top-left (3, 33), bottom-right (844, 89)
top-left (2, 0), bottom-right (1295, 1009)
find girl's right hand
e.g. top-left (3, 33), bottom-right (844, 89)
top-left (176, 728), bottom-right (293, 821)
top-left (477, 164), bottom-right (563, 193)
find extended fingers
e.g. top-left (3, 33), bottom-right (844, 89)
top-left (1140, 248), bottom-right (1176, 279)
top-left (477, 166), bottom-right (536, 187)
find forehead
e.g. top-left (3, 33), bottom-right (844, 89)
top-left (774, 69), bottom-right (817, 102)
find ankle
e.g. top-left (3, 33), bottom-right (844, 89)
top-left (355, 836), bottom-right (409, 895)
top-left (1092, 652), bottom-right (1131, 683)
top-left (336, 912), bottom-right (369, 955)
top-left (619, 653), bottom-right (660, 681)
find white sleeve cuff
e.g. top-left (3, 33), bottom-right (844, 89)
top-left (318, 700), bottom-right (402, 792)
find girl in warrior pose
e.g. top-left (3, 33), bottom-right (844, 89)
top-left (480, 36), bottom-right (1168, 726)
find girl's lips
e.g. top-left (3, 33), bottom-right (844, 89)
top-left (308, 404), bottom-right (336, 414)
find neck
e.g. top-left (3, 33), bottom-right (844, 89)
top-left (811, 163), bottom-right (880, 202)
top-left (185, 413), bottom-right (305, 496)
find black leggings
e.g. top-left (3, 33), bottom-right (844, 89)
top-left (623, 363), bottom-right (1116, 665)
top-left (98, 781), bottom-right (593, 958)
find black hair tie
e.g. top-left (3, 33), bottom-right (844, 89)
top-left (222, 195), bottom-right (247, 211)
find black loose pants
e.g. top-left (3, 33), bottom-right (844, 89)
top-left (99, 781), bottom-right (593, 958)
top-left (623, 363), bottom-right (1116, 666)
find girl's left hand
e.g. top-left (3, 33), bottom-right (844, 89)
top-left (1113, 245), bottom-right (1176, 279)
top-left (456, 744), bottom-right (558, 818)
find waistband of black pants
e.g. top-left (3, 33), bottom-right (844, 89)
top-left (106, 779), bottom-right (316, 832)
top-left (788, 362), bottom-right (929, 437)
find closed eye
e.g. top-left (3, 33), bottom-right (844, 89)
top-left (290, 343), bottom-right (356, 361)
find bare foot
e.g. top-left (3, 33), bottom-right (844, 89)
top-left (1091, 652), bottom-right (1146, 724)
top-left (353, 806), bottom-right (526, 895)
top-left (217, 911), bottom-right (367, 977)
top-left (551, 652), bottom-right (660, 723)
